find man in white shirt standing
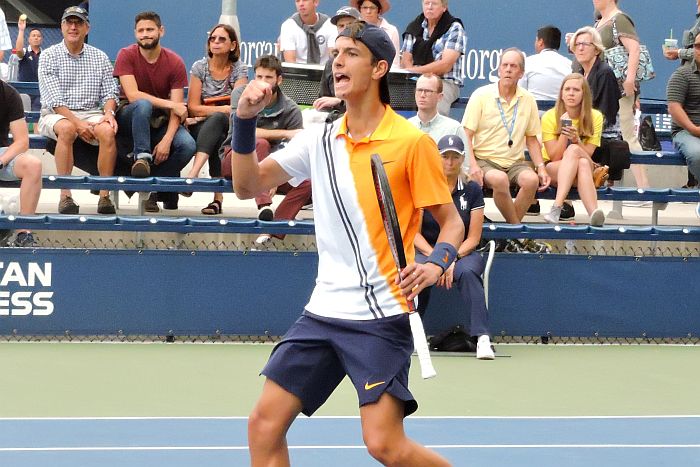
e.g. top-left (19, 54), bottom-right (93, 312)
top-left (0, 7), bottom-right (12, 62)
top-left (519, 26), bottom-right (572, 101)
top-left (279, 0), bottom-right (337, 65)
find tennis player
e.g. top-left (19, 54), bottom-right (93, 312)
top-left (232, 22), bottom-right (463, 467)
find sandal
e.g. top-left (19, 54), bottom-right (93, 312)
top-left (201, 199), bottom-right (222, 215)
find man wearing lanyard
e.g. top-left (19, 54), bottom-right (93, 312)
top-left (462, 48), bottom-right (550, 224)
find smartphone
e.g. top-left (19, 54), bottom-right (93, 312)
top-left (561, 118), bottom-right (572, 128)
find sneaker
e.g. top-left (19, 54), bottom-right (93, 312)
top-left (12, 231), bottom-right (35, 248)
top-left (519, 239), bottom-right (552, 254)
top-left (543, 204), bottom-right (562, 224)
top-left (131, 158), bottom-right (151, 178)
top-left (622, 200), bottom-right (652, 208)
top-left (526, 201), bottom-right (540, 215)
top-left (258, 205), bottom-right (274, 221)
top-left (0, 229), bottom-right (12, 246)
top-left (560, 201), bottom-right (575, 220)
top-left (58, 196), bottom-right (79, 214)
top-left (476, 335), bottom-right (495, 360)
top-left (255, 234), bottom-right (272, 245)
top-left (97, 196), bottom-right (116, 214)
top-left (590, 208), bottom-right (605, 227)
top-left (695, 203), bottom-right (700, 220)
top-left (144, 193), bottom-right (159, 213)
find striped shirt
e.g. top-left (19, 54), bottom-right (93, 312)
top-left (38, 41), bottom-right (118, 112)
top-left (667, 60), bottom-right (700, 136)
top-left (401, 20), bottom-right (467, 86)
top-left (271, 106), bottom-right (452, 320)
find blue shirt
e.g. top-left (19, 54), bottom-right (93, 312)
top-left (18, 48), bottom-right (41, 82)
top-left (421, 179), bottom-right (484, 245)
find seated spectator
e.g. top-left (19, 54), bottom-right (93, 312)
top-left (221, 55), bottom-right (305, 226)
top-left (519, 25), bottom-right (572, 101)
top-left (279, 0), bottom-right (337, 65)
top-left (351, 0), bottom-right (400, 68)
top-left (570, 27), bottom-right (623, 180)
top-left (401, 0), bottom-right (467, 116)
top-left (14, 16), bottom-right (43, 111)
top-left (186, 24), bottom-right (248, 215)
top-left (541, 73), bottom-right (605, 226)
top-left (114, 11), bottom-right (196, 213)
top-left (408, 73), bottom-right (467, 149)
top-left (311, 6), bottom-right (360, 117)
top-left (38, 6), bottom-right (118, 215)
top-left (667, 33), bottom-right (700, 218)
top-left (0, 81), bottom-right (42, 247)
top-left (415, 135), bottom-right (493, 360)
top-left (462, 48), bottom-right (550, 224)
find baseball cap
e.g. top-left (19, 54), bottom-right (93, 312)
top-left (331, 6), bottom-right (361, 25)
top-left (337, 22), bottom-right (395, 105)
top-left (62, 6), bottom-right (89, 23)
top-left (437, 135), bottom-right (466, 155)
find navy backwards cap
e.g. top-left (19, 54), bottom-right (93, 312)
top-left (337, 22), bottom-right (395, 105)
top-left (437, 135), bottom-right (466, 155)
top-left (62, 6), bottom-right (89, 23)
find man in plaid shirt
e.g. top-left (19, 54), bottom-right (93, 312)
top-left (401, 0), bottom-right (466, 116)
top-left (38, 6), bottom-right (118, 215)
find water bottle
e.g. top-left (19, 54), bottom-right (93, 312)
top-left (7, 49), bottom-right (20, 82)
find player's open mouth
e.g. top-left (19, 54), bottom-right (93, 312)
top-left (334, 73), bottom-right (350, 85)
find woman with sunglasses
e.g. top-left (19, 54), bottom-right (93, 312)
top-left (541, 73), bottom-right (605, 226)
top-left (351, 0), bottom-right (400, 67)
top-left (187, 24), bottom-right (248, 214)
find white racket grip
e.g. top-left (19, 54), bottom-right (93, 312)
top-left (408, 311), bottom-right (437, 379)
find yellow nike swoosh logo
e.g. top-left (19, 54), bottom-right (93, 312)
top-left (364, 381), bottom-right (385, 390)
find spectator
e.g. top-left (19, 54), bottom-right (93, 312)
top-left (541, 73), bottom-right (605, 226)
top-left (594, 0), bottom-right (649, 192)
top-left (114, 11), bottom-right (196, 213)
top-left (221, 55), bottom-right (304, 225)
top-left (0, 7), bottom-right (11, 62)
top-left (662, 0), bottom-right (700, 189)
top-left (519, 25), bottom-right (572, 101)
top-left (0, 81), bottom-right (43, 247)
top-left (186, 24), bottom-right (248, 215)
top-left (401, 0), bottom-right (467, 116)
top-left (279, 0), bottom-right (337, 65)
top-left (312, 6), bottom-right (361, 116)
top-left (462, 48), bottom-right (550, 224)
top-left (350, 0), bottom-right (400, 68)
top-left (415, 135), bottom-right (494, 360)
top-left (14, 16), bottom-right (43, 110)
top-left (570, 26), bottom-right (628, 187)
top-left (667, 33), bottom-right (700, 218)
top-left (408, 73), bottom-right (467, 149)
top-left (38, 5), bottom-right (118, 215)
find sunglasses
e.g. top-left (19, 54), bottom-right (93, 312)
top-left (208, 35), bottom-right (229, 43)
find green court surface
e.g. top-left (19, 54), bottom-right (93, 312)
top-left (1, 343), bottom-right (699, 418)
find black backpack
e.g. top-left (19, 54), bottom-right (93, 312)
top-left (429, 325), bottom-right (477, 352)
top-left (639, 115), bottom-right (662, 151)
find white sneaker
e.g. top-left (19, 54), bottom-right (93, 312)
top-left (476, 335), bottom-right (495, 360)
top-left (543, 204), bottom-right (562, 224)
top-left (589, 208), bottom-right (605, 227)
top-left (255, 234), bottom-right (272, 245)
top-left (695, 203), bottom-right (700, 220)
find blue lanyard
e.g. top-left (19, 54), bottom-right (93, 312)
top-left (495, 97), bottom-right (520, 147)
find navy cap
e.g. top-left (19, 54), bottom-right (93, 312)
top-left (331, 6), bottom-right (361, 25)
top-left (437, 135), bottom-right (466, 155)
top-left (62, 6), bottom-right (89, 23)
top-left (337, 22), bottom-right (395, 104)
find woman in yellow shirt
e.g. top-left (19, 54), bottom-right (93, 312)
top-left (541, 73), bottom-right (605, 226)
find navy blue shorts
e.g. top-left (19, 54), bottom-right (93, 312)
top-left (262, 311), bottom-right (418, 417)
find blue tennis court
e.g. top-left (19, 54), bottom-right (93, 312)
top-left (1, 416), bottom-right (698, 466)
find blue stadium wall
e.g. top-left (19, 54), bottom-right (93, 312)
top-left (90, 0), bottom-right (689, 100)
top-left (0, 250), bottom-right (698, 338)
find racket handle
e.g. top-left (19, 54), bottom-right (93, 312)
top-left (408, 311), bottom-right (437, 379)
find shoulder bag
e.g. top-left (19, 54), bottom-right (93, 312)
top-left (604, 15), bottom-right (655, 82)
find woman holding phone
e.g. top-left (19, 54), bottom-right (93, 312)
top-left (541, 73), bottom-right (606, 226)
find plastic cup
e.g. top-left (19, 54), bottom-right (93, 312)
top-left (664, 38), bottom-right (678, 49)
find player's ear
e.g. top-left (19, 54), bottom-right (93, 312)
top-left (372, 60), bottom-right (389, 81)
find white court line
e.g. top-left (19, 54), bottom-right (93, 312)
top-left (1, 444), bottom-right (700, 453)
top-left (1, 415), bottom-right (699, 421)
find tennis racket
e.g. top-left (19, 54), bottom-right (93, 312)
top-left (370, 154), bottom-right (437, 379)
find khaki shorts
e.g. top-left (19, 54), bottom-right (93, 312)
top-left (477, 158), bottom-right (534, 186)
top-left (38, 110), bottom-right (105, 146)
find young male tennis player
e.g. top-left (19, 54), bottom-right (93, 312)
top-left (231, 22), bottom-right (463, 466)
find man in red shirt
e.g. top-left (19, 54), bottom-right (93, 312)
top-left (113, 11), bottom-right (195, 212)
